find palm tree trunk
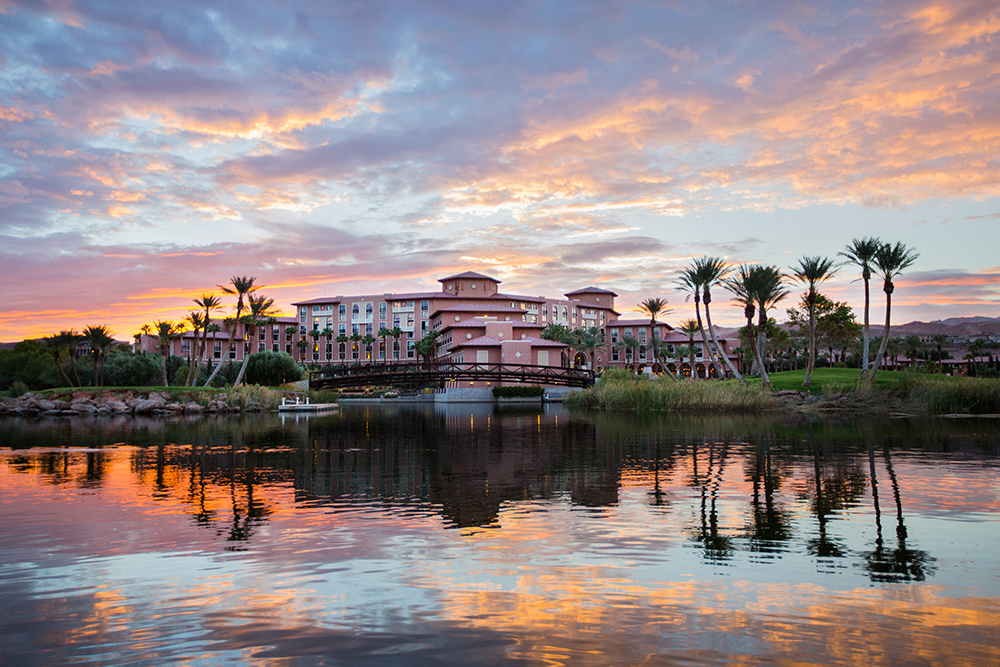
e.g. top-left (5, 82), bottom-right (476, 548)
top-left (754, 313), bottom-right (772, 387)
top-left (861, 274), bottom-right (871, 373)
top-left (693, 300), bottom-right (712, 380)
top-left (804, 301), bottom-right (816, 387)
top-left (704, 301), bottom-right (744, 383)
top-left (864, 293), bottom-right (893, 385)
top-left (205, 324), bottom-right (235, 386)
top-left (234, 326), bottom-right (253, 385)
top-left (55, 353), bottom-right (74, 388)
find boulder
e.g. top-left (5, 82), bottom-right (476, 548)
top-left (183, 402), bottom-right (204, 413)
top-left (70, 403), bottom-right (98, 414)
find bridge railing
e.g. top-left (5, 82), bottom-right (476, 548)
top-left (308, 361), bottom-right (594, 389)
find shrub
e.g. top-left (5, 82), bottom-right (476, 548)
top-left (244, 352), bottom-right (303, 386)
top-left (492, 385), bottom-right (545, 398)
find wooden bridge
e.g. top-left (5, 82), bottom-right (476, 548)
top-left (308, 361), bottom-right (595, 390)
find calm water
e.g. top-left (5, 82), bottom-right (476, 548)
top-left (1, 405), bottom-right (999, 666)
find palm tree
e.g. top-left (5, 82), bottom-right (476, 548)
top-left (695, 257), bottom-right (744, 383)
top-left (82, 325), bottom-right (115, 387)
top-left (205, 276), bottom-right (258, 386)
top-left (791, 256), bottom-right (837, 388)
top-left (45, 329), bottom-right (80, 387)
top-left (192, 293), bottom-right (223, 386)
top-left (930, 333), bottom-right (948, 367)
top-left (336, 333), bottom-right (349, 362)
top-left (390, 326), bottom-right (403, 361)
top-left (621, 333), bottom-right (640, 368)
top-left (676, 262), bottom-right (726, 380)
top-left (152, 320), bottom-right (184, 386)
top-left (377, 327), bottom-right (391, 361)
top-left (362, 333), bottom-right (377, 362)
top-left (839, 237), bottom-right (882, 372)
top-left (350, 331), bottom-right (363, 362)
top-left (638, 297), bottom-right (678, 379)
top-left (182, 311), bottom-right (205, 386)
top-left (904, 335), bottom-right (923, 367)
top-left (235, 293), bottom-right (278, 384)
top-left (864, 242), bottom-right (919, 384)
top-left (577, 327), bottom-right (606, 376)
top-left (678, 319), bottom-right (699, 379)
top-left (725, 265), bottom-right (787, 387)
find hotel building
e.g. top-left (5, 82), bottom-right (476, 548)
top-left (137, 271), bottom-right (740, 379)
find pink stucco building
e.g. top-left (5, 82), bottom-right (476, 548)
top-left (136, 270), bottom-right (741, 379)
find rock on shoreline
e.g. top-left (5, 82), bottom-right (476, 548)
top-left (0, 390), bottom-right (276, 417)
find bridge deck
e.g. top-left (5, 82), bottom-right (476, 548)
top-left (309, 361), bottom-right (594, 390)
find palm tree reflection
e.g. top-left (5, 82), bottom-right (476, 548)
top-left (862, 441), bottom-right (935, 582)
top-left (689, 442), bottom-right (734, 562)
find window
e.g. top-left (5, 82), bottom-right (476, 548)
top-left (273, 326), bottom-right (280, 339)
top-left (612, 346), bottom-right (619, 361)
top-left (299, 307), bottom-right (306, 323)
top-left (272, 344), bottom-right (278, 353)
top-left (366, 303), bottom-right (373, 318)
top-left (639, 346), bottom-right (647, 361)
top-left (339, 323), bottom-right (346, 335)
top-left (610, 328), bottom-right (619, 342)
top-left (181, 339), bottom-right (191, 353)
top-left (420, 300), bottom-right (429, 311)
top-left (638, 329), bottom-right (646, 342)
top-left (300, 325), bottom-right (306, 335)
top-left (285, 343), bottom-right (292, 354)
top-left (366, 323), bottom-right (373, 335)
top-left (339, 304), bottom-right (347, 321)
top-left (258, 342), bottom-right (265, 352)
top-left (380, 302), bottom-right (387, 319)
top-left (259, 330), bottom-right (266, 340)
top-left (352, 304), bottom-right (360, 317)
top-left (352, 324), bottom-right (360, 335)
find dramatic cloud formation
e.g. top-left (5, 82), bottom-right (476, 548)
top-left (2, 0), bottom-right (999, 339)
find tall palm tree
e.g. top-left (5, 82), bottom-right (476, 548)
top-left (695, 257), bottom-right (744, 383)
top-left (152, 320), bottom-right (184, 386)
top-left (638, 297), bottom-right (676, 379)
top-left (235, 293), bottom-right (278, 384)
top-left (205, 276), bottom-right (258, 386)
top-left (725, 265), bottom-right (787, 387)
top-left (678, 319), bottom-right (699, 379)
top-left (83, 325), bottom-right (115, 387)
top-left (839, 237), bottom-right (882, 372)
top-left (676, 264), bottom-right (721, 380)
top-left (792, 256), bottom-right (838, 388)
top-left (182, 311), bottom-right (206, 386)
top-left (45, 329), bottom-right (80, 387)
top-left (864, 242), bottom-right (919, 384)
top-left (192, 293), bottom-right (223, 385)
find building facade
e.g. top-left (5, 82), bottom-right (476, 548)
top-left (136, 271), bottom-right (740, 379)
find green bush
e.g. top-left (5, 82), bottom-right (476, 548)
top-left (245, 351), bottom-right (303, 386)
top-left (492, 385), bottom-right (545, 398)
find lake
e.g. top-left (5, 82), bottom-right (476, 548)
top-left (1, 404), bottom-right (998, 665)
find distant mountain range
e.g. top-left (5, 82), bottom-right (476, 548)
top-left (714, 316), bottom-right (1000, 340)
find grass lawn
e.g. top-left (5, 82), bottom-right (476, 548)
top-left (748, 367), bottom-right (901, 392)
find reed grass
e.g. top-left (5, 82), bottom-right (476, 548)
top-left (566, 374), bottom-right (781, 413)
top-left (896, 374), bottom-right (1000, 414)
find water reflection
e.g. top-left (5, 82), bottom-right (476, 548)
top-left (1, 407), bottom-right (999, 665)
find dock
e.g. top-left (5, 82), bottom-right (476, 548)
top-left (278, 397), bottom-right (339, 413)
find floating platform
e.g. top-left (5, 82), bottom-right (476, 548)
top-left (278, 402), bottom-right (338, 413)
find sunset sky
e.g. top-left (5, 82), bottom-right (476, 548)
top-left (2, 0), bottom-right (999, 341)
